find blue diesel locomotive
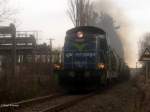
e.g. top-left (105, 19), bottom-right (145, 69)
top-left (54, 26), bottom-right (129, 90)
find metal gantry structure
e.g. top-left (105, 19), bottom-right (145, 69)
top-left (0, 23), bottom-right (51, 76)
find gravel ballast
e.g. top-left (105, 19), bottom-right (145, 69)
top-left (62, 81), bottom-right (137, 112)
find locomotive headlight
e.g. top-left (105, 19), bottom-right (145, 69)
top-left (54, 64), bottom-right (61, 70)
top-left (97, 63), bottom-right (105, 69)
top-left (77, 31), bottom-right (84, 39)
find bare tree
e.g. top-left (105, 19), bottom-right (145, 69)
top-left (67, 0), bottom-right (96, 26)
top-left (67, 0), bottom-right (124, 59)
top-left (0, 0), bottom-right (16, 23)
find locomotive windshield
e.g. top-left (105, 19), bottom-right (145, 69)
top-left (64, 33), bottom-right (102, 51)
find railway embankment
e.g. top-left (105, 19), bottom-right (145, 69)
top-left (2, 75), bottom-right (149, 112)
top-left (61, 75), bottom-right (150, 112)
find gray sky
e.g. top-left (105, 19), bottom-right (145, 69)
top-left (5, 0), bottom-right (150, 67)
top-left (12, 0), bottom-right (73, 45)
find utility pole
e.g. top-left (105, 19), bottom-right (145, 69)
top-left (10, 23), bottom-right (16, 77)
top-left (9, 23), bottom-right (16, 98)
top-left (49, 38), bottom-right (54, 75)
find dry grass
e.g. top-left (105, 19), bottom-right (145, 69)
top-left (132, 75), bottom-right (150, 112)
top-left (0, 63), bottom-right (60, 104)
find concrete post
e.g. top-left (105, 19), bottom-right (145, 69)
top-left (145, 62), bottom-right (149, 83)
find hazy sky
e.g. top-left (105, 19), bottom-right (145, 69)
top-left (5, 0), bottom-right (150, 67)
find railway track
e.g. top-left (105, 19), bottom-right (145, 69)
top-left (38, 92), bottom-right (96, 112)
top-left (0, 92), bottom-right (97, 112)
top-left (14, 93), bottom-right (63, 106)
top-left (0, 93), bottom-right (64, 112)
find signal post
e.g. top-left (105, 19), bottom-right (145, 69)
top-left (139, 48), bottom-right (150, 83)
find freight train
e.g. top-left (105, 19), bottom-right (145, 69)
top-left (54, 26), bottom-right (130, 91)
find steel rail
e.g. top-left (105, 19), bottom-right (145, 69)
top-left (39, 92), bottom-right (96, 112)
top-left (0, 93), bottom-right (64, 111)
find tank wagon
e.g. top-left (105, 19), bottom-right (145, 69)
top-left (54, 26), bottom-right (129, 90)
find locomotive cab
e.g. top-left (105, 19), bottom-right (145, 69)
top-left (56, 26), bottom-right (110, 90)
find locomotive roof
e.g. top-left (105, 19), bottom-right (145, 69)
top-left (66, 26), bottom-right (105, 34)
